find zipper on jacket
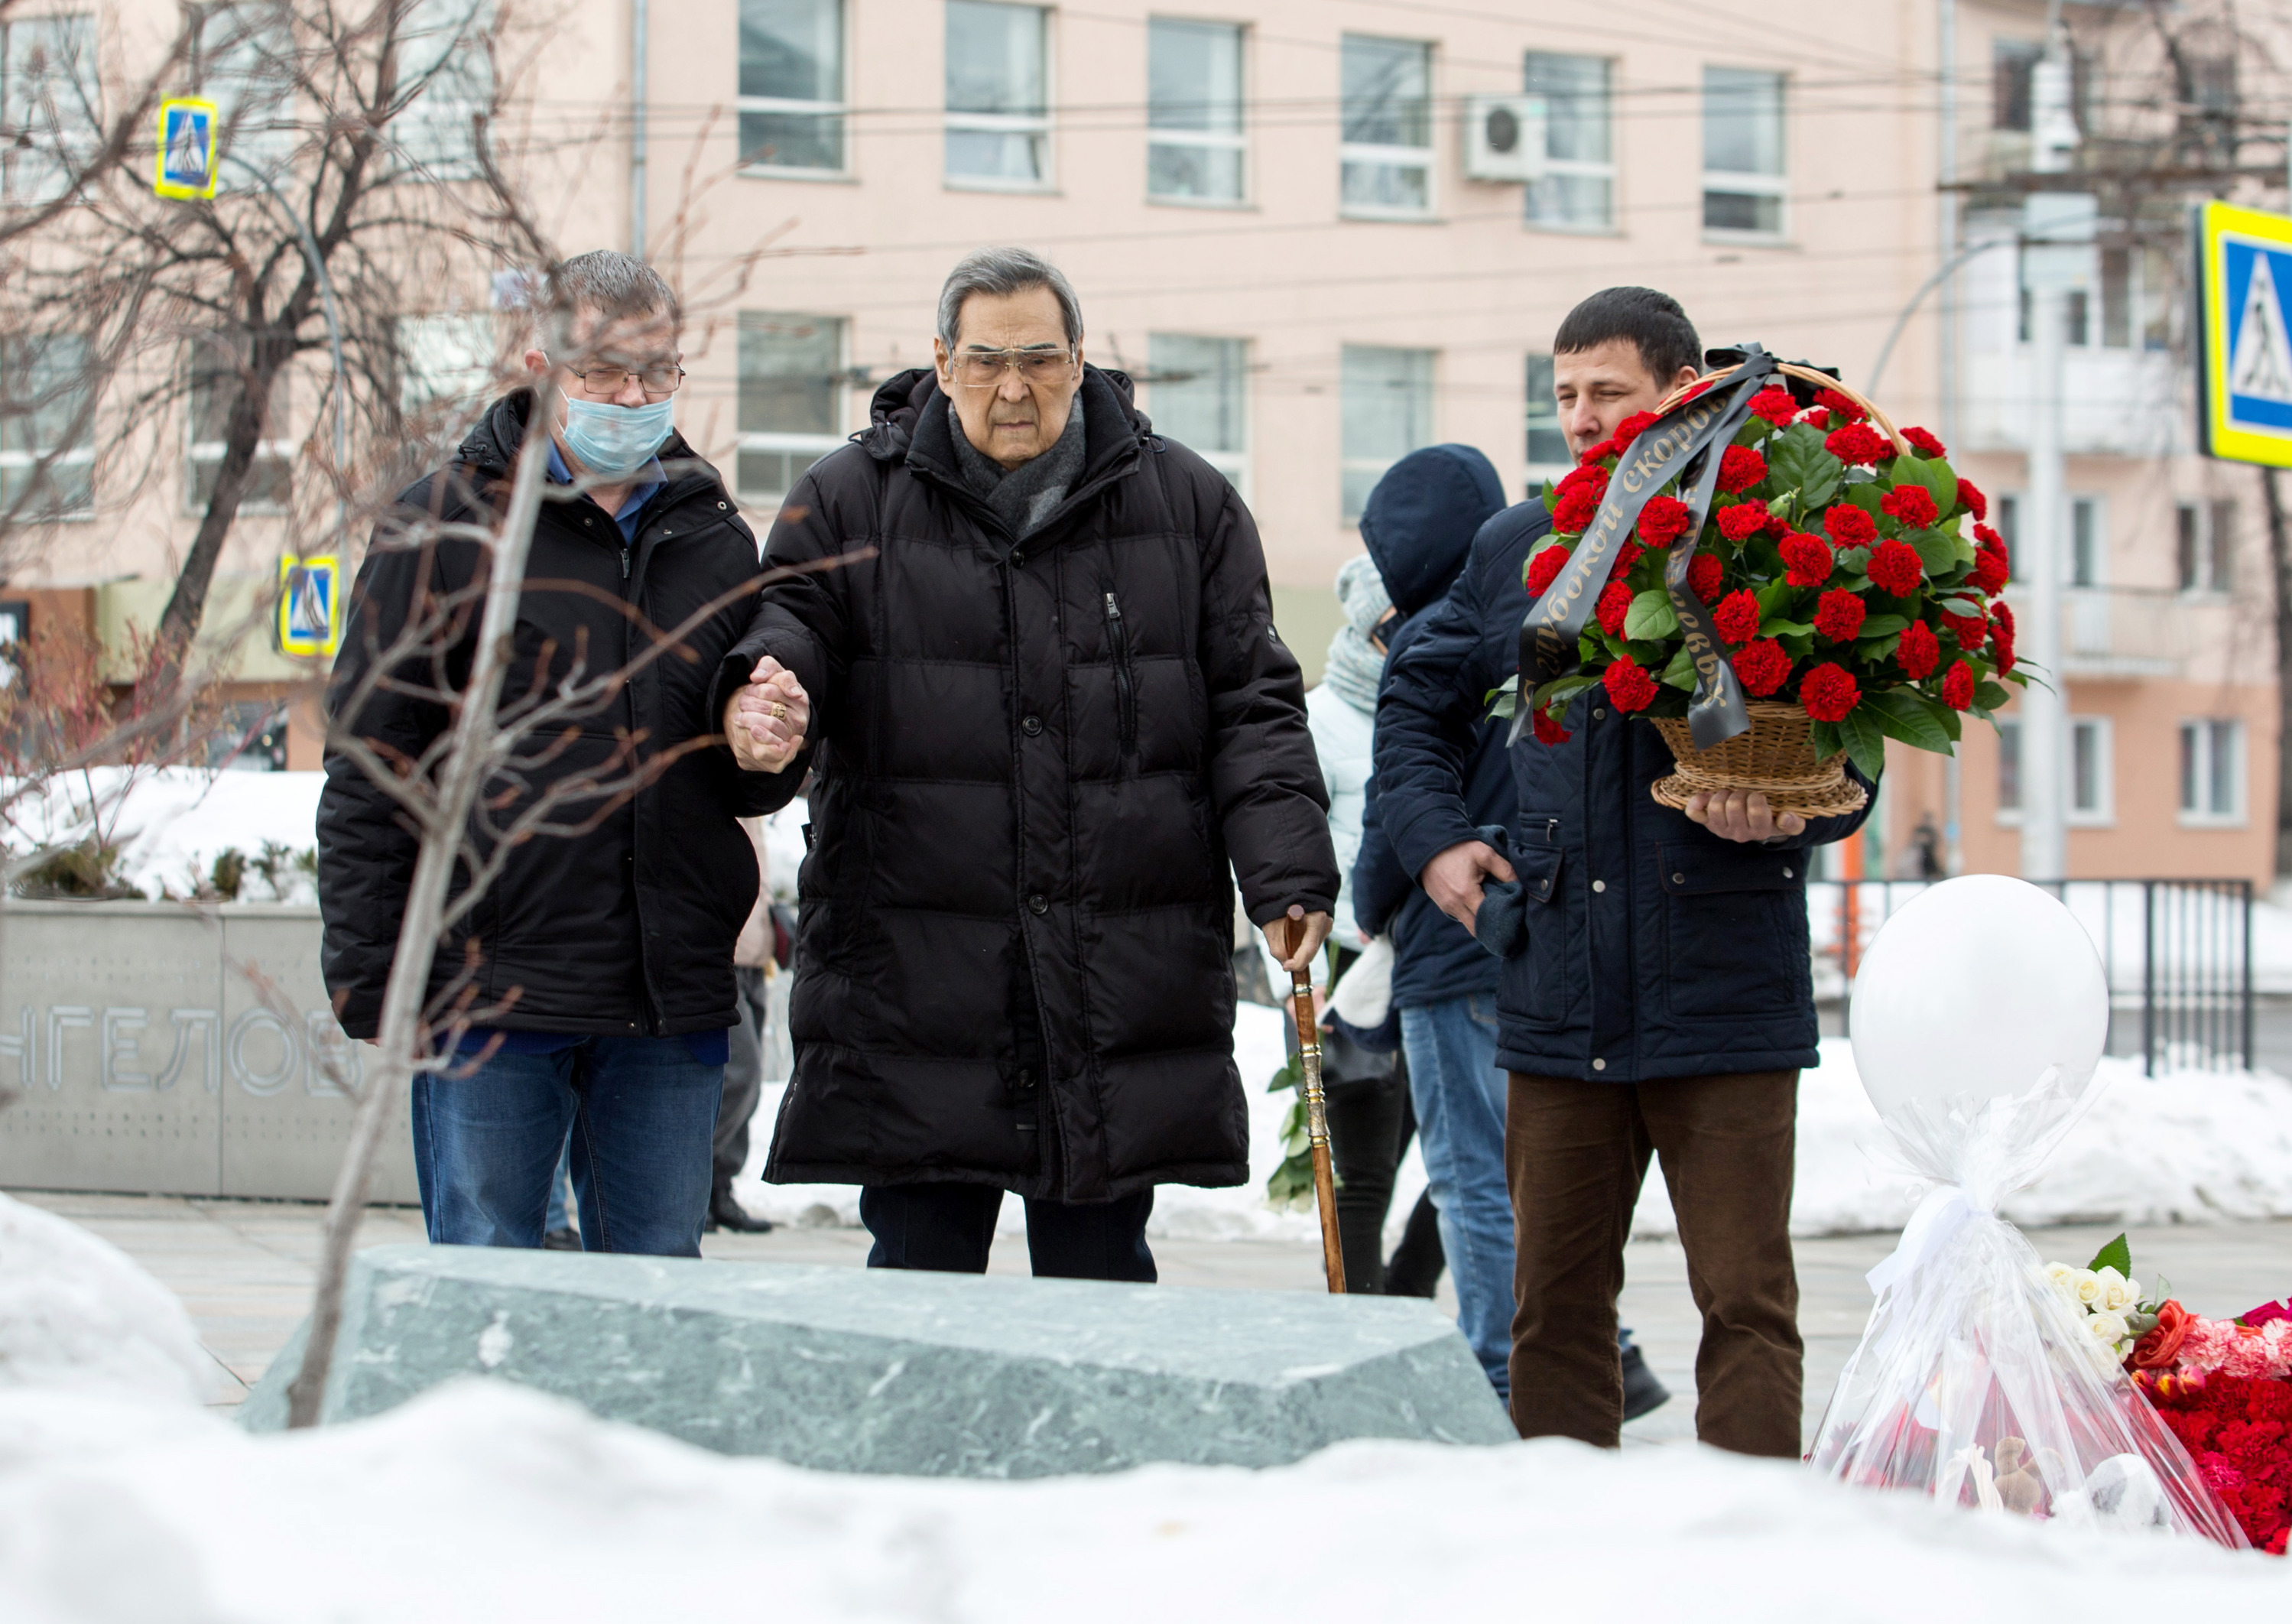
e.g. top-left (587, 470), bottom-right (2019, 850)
top-left (1103, 590), bottom-right (1137, 753)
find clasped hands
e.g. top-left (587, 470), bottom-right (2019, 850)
top-left (722, 657), bottom-right (811, 774)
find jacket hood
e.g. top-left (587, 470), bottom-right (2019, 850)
top-left (1358, 443), bottom-right (1506, 615)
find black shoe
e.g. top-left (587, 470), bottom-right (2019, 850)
top-left (709, 1188), bottom-right (776, 1234)
top-left (1621, 1343), bottom-right (1672, 1421)
top-left (541, 1226), bottom-right (582, 1252)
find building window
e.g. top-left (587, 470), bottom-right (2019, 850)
top-left (1147, 18), bottom-right (1244, 205)
top-left (2177, 500), bottom-right (2233, 593)
top-left (192, 5), bottom-right (296, 182)
top-left (392, 0), bottom-right (497, 179)
top-left (2070, 716), bottom-right (2112, 823)
top-left (397, 314), bottom-right (495, 441)
top-left (1992, 37), bottom-right (2041, 131)
top-left (1341, 345), bottom-right (1433, 521)
top-left (1997, 719), bottom-right (2021, 813)
top-left (2069, 495), bottom-right (2102, 587)
top-left (1148, 333), bottom-right (1248, 495)
top-left (1524, 354), bottom-right (1570, 474)
top-left (739, 0), bottom-right (846, 174)
top-left (1702, 66), bottom-right (1785, 238)
top-left (0, 333), bottom-right (94, 519)
top-left (1339, 34), bottom-right (1433, 220)
top-left (187, 335), bottom-right (293, 515)
top-left (1523, 52), bottom-right (1612, 231)
top-left (946, 1), bottom-right (1050, 190)
top-left (2180, 719), bottom-right (2244, 824)
top-left (1, 13), bottom-right (99, 205)
top-left (738, 312), bottom-right (845, 512)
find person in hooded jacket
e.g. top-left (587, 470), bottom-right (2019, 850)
top-left (716, 248), bottom-right (1339, 1280)
top-left (318, 251), bottom-right (772, 1258)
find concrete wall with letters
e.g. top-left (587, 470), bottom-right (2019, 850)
top-left (0, 901), bottom-right (415, 1201)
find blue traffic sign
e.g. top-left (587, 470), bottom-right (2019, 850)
top-left (154, 98), bottom-right (217, 200)
top-left (2197, 200), bottom-right (2292, 467)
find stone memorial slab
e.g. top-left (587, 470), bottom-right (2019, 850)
top-left (243, 1243), bottom-right (1514, 1475)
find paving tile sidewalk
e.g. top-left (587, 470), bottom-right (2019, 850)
top-left (15, 1187), bottom-right (2288, 1450)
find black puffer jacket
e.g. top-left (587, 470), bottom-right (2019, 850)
top-left (318, 391), bottom-right (773, 1040)
top-left (719, 366), bottom-right (1338, 1201)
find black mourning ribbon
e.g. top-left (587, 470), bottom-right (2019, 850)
top-left (1513, 343), bottom-right (1781, 751)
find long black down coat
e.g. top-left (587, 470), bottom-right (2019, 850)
top-left (318, 391), bottom-right (774, 1041)
top-left (719, 365), bottom-right (1339, 1202)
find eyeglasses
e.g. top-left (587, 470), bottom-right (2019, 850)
top-left (950, 346), bottom-right (1076, 388)
top-left (564, 362), bottom-right (687, 398)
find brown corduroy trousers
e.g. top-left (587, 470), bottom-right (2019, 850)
top-left (1505, 1069), bottom-right (1803, 1457)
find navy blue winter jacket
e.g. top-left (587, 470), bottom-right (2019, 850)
top-left (1372, 498), bottom-right (1875, 1083)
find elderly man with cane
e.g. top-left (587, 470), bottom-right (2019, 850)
top-left (718, 247), bottom-right (1338, 1280)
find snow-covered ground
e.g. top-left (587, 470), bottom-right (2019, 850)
top-left (0, 1187), bottom-right (2283, 1622)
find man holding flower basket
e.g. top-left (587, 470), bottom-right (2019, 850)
top-left (1378, 287), bottom-right (2025, 1456)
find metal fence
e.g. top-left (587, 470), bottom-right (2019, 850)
top-left (1807, 878), bottom-right (2254, 1074)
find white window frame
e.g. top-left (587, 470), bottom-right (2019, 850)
top-left (1701, 65), bottom-right (1787, 244)
top-left (1523, 51), bottom-right (1615, 234)
top-left (389, 0), bottom-right (498, 182)
top-left (397, 313), bottom-right (495, 443)
top-left (185, 337), bottom-right (294, 518)
top-left (1147, 332), bottom-right (1249, 500)
top-left (737, 0), bottom-right (849, 180)
top-left (0, 332), bottom-right (94, 521)
top-left (944, 0), bottom-right (1053, 193)
top-left (2178, 718), bottom-right (2247, 827)
top-left (1340, 343), bottom-right (1435, 522)
top-left (193, 3), bottom-right (297, 186)
top-left (2067, 493), bottom-right (2105, 588)
top-left (1145, 16), bottom-right (1246, 209)
top-left (1338, 34), bottom-right (1434, 222)
top-left (1, 13), bottom-right (101, 206)
top-left (1524, 353), bottom-right (1570, 481)
top-left (736, 312), bottom-right (847, 512)
top-left (2068, 715), bottom-right (2113, 827)
top-left (2174, 499), bottom-right (2235, 596)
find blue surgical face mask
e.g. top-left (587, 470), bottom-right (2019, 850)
top-left (560, 395), bottom-right (674, 481)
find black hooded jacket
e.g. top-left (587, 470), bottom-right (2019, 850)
top-left (317, 391), bottom-right (773, 1041)
top-left (717, 365), bottom-right (1339, 1201)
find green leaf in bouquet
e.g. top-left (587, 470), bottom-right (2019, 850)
top-left (1939, 594), bottom-right (1987, 620)
top-left (1625, 589), bottom-right (1680, 641)
top-left (1733, 419), bottom-right (1767, 448)
top-left (1908, 528), bottom-right (1959, 577)
top-left (2086, 1233), bottom-right (2133, 1277)
top-left (1858, 614), bottom-right (1911, 638)
top-left (1769, 425), bottom-right (1843, 512)
top-left (1758, 617), bottom-right (1815, 639)
top-left (1658, 645), bottom-right (1698, 690)
top-left (1266, 1051), bottom-right (1303, 1093)
top-left (1842, 482), bottom-right (1886, 518)
top-left (1807, 717), bottom-right (1842, 761)
top-left (1534, 674), bottom-right (1601, 722)
top-left (1485, 677), bottom-right (1520, 721)
top-left (1974, 680), bottom-right (2011, 711)
top-left (1914, 453), bottom-right (1961, 521)
top-left (1861, 687), bottom-right (1953, 755)
top-left (1854, 632), bottom-right (1904, 664)
top-left (1837, 706), bottom-right (1889, 779)
top-left (1756, 578), bottom-right (1797, 616)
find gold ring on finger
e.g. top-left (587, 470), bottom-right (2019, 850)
top-left (771, 702), bottom-right (788, 721)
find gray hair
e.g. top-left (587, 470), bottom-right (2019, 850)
top-left (539, 249), bottom-right (681, 356)
top-left (936, 248), bottom-right (1083, 349)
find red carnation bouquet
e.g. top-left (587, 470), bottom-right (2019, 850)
top-left (1496, 361), bottom-right (2034, 807)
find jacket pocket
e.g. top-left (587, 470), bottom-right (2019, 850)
top-left (1656, 842), bottom-right (1807, 1020)
top-left (1510, 817), bottom-right (1570, 1028)
top-left (1102, 589), bottom-right (1138, 754)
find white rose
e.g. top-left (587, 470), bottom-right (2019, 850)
top-left (2044, 1262), bottom-right (2075, 1291)
top-left (2072, 1269), bottom-right (2102, 1307)
top-left (2087, 1309), bottom-right (2131, 1350)
top-left (2125, 1278), bottom-right (2144, 1307)
top-left (2096, 1274), bottom-right (2137, 1314)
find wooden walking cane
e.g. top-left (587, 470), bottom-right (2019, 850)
top-left (1281, 918), bottom-right (1347, 1294)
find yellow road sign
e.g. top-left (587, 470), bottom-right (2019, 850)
top-left (2197, 200), bottom-right (2292, 469)
top-left (154, 97), bottom-right (219, 199)
top-left (278, 555), bottom-right (341, 658)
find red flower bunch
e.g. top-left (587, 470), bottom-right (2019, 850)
top-left (1969, 541), bottom-right (2011, 595)
top-left (1813, 387), bottom-right (1867, 424)
top-left (1595, 580), bottom-right (1634, 636)
top-left (1991, 601), bottom-right (2017, 674)
top-left (1688, 551), bottom-right (1723, 601)
top-left (1608, 539), bottom-right (1644, 578)
top-left (1825, 423), bottom-right (1890, 466)
top-left (1901, 425), bottom-right (1947, 458)
top-left (2141, 1371), bottom-right (2292, 1555)
top-left (1748, 387), bottom-right (1797, 427)
top-left (1636, 495), bottom-right (1694, 547)
top-left (1614, 411), bottom-right (1661, 448)
top-left (1527, 543), bottom-right (1570, 597)
top-left (1558, 461), bottom-right (1609, 502)
top-left (1957, 476), bottom-right (1988, 521)
top-left (1943, 604), bottom-right (1987, 651)
top-left (1552, 486), bottom-right (1601, 533)
top-left (1717, 501), bottom-right (1774, 542)
top-left (1717, 445), bottom-right (1767, 494)
top-left (1531, 705), bottom-right (1573, 745)
top-left (1823, 505), bottom-right (1877, 550)
top-left (1813, 590), bottom-right (1866, 643)
top-left (1897, 619), bottom-right (1940, 679)
top-left (1880, 486), bottom-right (1939, 529)
top-left (1713, 590), bottom-right (1762, 645)
top-left (1780, 532), bottom-right (1833, 587)
top-left (1867, 539), bottom-right (1924, 597)
top-left (1578, 437), bottom-right (1619, 465)
top-left (1734, 638), bottom-right (1792, 697)
top-left (1940, 660), bottom-right (1974, 710)
top-left (1602, 654), bottom-right (1658, 713)
top-left (1799, 662), bottom-right (1861, 722)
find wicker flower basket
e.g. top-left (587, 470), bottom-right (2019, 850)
top-left (1649, 702), bottom-right (1869, 820)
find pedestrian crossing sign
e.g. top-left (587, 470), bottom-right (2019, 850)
top-left (278, 555), bottom-right (341, 658)
top-left (154, 98), bottom-right (219, 200)
top-left (2198, 200), bottom-right (2292, 468)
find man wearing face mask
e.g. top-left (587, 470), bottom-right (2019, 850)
top-left (318, 250), bottom-right (774, 1257)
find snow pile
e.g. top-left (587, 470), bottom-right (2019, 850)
top-left (2, 1377), bottom-right (2283, 1624)
top-left (3, 768), bottom-right (324, 902)
top-left (0, 1192), bottom-right (211, 1406)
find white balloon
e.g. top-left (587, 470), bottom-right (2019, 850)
top-left (1849, 874), bottom-right (2108, 1125)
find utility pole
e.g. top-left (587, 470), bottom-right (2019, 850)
top-left (2018, 13), bottom-right (2089, 883)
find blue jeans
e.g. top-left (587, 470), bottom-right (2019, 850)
top-left (1401, 995), bottom-right (1517, 1398)
top-left (411, 1036), bottom-right (723, 1257)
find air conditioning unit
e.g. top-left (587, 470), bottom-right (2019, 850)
top-left (1463, 95), bottom-right (1546, 184)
